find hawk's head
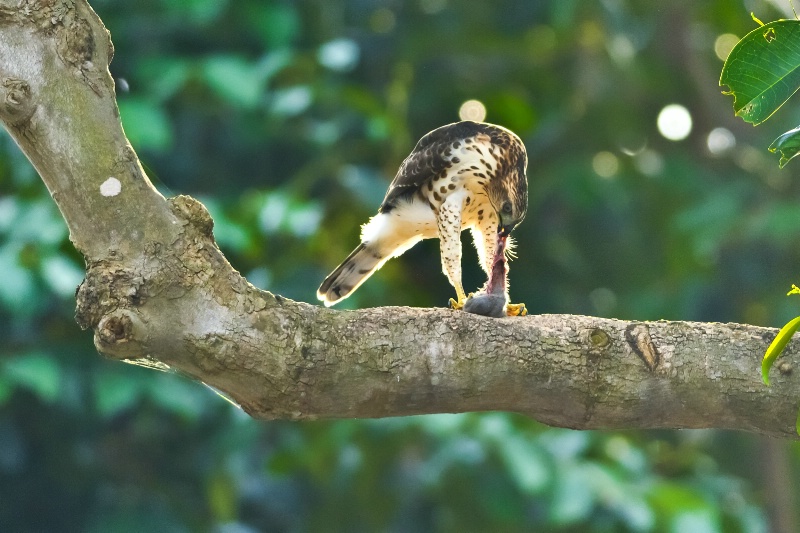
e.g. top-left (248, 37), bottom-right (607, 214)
top-left (486, 128), bottom-right (528, 236)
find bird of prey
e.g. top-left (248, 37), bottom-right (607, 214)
top-left (317, 120), bottom-right (528, 312)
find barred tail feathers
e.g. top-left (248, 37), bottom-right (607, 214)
top-left (317, 242), bottom-right (388, 306)
top-left (317, 211), bottom-right (427, 306)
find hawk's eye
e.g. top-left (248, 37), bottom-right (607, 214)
top-left (502, 201), bottom-right (513, 214)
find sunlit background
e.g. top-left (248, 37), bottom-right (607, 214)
top-left (2, 0), bottom-right (800, 531)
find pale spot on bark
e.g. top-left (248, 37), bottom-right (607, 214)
top-left (100, 177), bottom-right (121, 197)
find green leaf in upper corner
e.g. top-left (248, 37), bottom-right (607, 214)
top-left (720, 20), bottom-right (800, 125)
top-left (763, 314), bottom-right (800, 386)
top-left (769, 125), bottom-right (800, 167)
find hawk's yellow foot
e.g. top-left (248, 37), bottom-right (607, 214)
top-left (449, 288), bottom-right (469, 310)
top-left (506, 302), bottom-right (527, 316)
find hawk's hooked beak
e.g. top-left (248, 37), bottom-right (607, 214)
top-left (498, 221), bottom-right (515, 237)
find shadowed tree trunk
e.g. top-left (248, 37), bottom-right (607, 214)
top-left (1, 0), bottom-right (799, 438)
top-left (760, 437), bottom-right (798, 533)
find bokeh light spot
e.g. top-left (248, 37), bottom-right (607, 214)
top-left (706, 127), bottom-right (736, 155)
top-left (318, 39), bottom-right (360, 72)
top-left (714, 33), bottom-right (739, 61)
top-left (608, 34), bottom-right (635, 65)
top-left (419, 0), bottom-right (447, 14)
top-left (657, 104), bottom-right (692, 141)
top-left (634, 149), bottom-right (664, 176)
top-left (589, 287), bottom-right (618, 315)
top-left (592, 151), bottom-right (619, 178)
top-left (370, 8), bottom-right (396, 33)
top-left (526, 25), bottom-right (557, 65)
top-left (459, 100), bottom-right (487, 122)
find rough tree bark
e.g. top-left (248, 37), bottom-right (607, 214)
top-left (1, 1), bottom-right (799, 438)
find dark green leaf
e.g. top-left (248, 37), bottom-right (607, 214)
top-left (769, 125), bottom-right (800, 167)
top-left (720, 20), bottom-right (800, 124)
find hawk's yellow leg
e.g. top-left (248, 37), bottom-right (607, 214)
top-left (438, 195), bottom-right (468, 311)
top-left (448, 285), bottom-right (469, 310)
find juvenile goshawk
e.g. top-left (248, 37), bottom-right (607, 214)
top-left (317, 120), bottom-right (528, 311)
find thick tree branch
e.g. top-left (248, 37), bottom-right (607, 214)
top-left (1, 1), bottom-right (799, 439)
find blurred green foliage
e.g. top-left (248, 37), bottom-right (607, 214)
top-left (1, 0), bottom-right (800, 531)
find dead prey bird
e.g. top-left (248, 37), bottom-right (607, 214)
top-left (463, 231), bottom-right (521, 318)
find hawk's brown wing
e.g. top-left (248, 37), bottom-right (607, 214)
top-left (379, 121), bottom-right (498, 213)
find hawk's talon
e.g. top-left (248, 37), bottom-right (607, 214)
top-left (506, 302), bottom-right (527, 316)
top-left (449, 286), bottom-right (468, 310)
top-left (449, 297), bottom-right (467, 310)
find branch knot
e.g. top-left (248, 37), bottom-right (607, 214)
top-left (169, 195), bottom-right (215, 237)
top-left (95, 309), bottom-right (147, 359)
top-left (0, 78), bottom-right (35, 126)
